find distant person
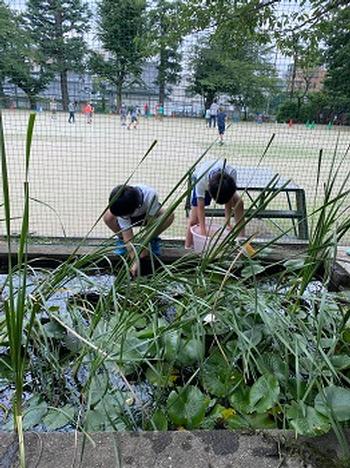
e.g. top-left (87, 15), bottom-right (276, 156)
top-left (84, 102), bottom-right (94, 124)
top-left (50, 98), bottom-right (57, 120)
top-left (144, 103), bottom-right (149, 117)
top-left (205, 108), bottom-right (211, 127)
top-left (127, 106), bottom-right (139, 130)
top-left (209, 101), bottom-right (219, 128)
top-left (217, 108), bottom-right (227, 144)
top-left (185, 159), bottom-right (244, 249)
top-left (120, 104), bottom-right (127, 127)
top-left (103, 184), bottom-right (174, 276)
top-left (68, 101), bottom-right (76, 123)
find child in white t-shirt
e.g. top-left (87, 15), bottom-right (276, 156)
top-left (185, 160), bottom-right (244, 249)
top-left (103, 184), bottom-right (174, 275)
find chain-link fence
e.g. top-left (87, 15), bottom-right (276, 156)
top-left (1, 0), bottom-right (349, 242)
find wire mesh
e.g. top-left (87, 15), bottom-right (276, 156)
top-left (1, 0), bottom-right (349, 243)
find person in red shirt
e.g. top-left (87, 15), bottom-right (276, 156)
top-left (84, 102), bottom-right (94, 124)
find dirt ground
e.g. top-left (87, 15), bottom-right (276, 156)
top-left (1, 110), bottom-right (349, 240)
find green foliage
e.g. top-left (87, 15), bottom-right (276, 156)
top-left (323, 8), bottom-right (350, 122)
top-left (25, 0), bottom-right (91, 109)
top-left (91, 0), bottom-right (147, 110)
top-left (149, 0), bottom-right (183, 105)
top-left (167, 386), bottom-right (209, 429)
top-left (189, 35), bottom-right (277, 113)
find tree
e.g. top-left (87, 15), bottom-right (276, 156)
top-left (149, 0), bottom-right (183, 106)
top-left (92, 0), bottom-right (147, 112)
top-left (323, 8), bottom-right (350, 118)
top-left (0, 1), bottom-right (21, 102)
top-left (0, 1), bottom-right (51, 109)
top-left (190, 36), bottom-right (277, 117)
top-left (25, 0), bottom-right (90, 110)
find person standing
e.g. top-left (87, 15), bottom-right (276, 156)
top-left (205, 108), bottom-right (211, 127)
top-left (50, 98), bottom-right (57, 120)
top-left (68, 101), bottom-right (76, 123)
top-left (84, 102), bottom-right (94, 124)
top-left (120, 104), bottom-right (127, 127)
top-left (127, 106), bottom-right (139, 130)
top-left (217, 107), bottom-right (227, 145)
top-left (209, 100), bottom-right (219, 128)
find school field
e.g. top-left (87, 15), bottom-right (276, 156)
top-left (1, 109), bottom-right (350, 241)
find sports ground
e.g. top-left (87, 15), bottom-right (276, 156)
top-left (1, 110), bottom-right (349, 241)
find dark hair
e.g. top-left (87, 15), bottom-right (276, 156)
top-left (208, 171), bottom-right (237, 204)
top-left (109, 185), bottom-right (141, 217)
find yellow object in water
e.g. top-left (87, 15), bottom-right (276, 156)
top-left (243, 242), bottom-right (256, 257)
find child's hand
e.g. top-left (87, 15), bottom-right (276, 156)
top-left (130, 261), bottom-right (139, 277)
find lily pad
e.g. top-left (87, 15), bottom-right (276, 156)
top-left (249, 374), bottom-right (280, 414)
top-left (315, 386), bottom-right (350, 422)
top-left (167, 385), bottom-right (209, 429)
top-left (201, 350), bottom-right (242, 397)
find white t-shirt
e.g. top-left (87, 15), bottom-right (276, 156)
top-left (193, 160), bottom-right (237, 198)
top-left (117, 184), bottom-right (161, 230)
top-left (210, 102), bottom-right (219, 116)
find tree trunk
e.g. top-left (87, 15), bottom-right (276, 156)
top-left (28, 94), bottom-right (36, 110)
top-left (158, 44), bottom-right (166, 106)
top-left (289, 55), bottom-right (297, 100)
top-left (204, 92), bottom-right (215, 109)
top-left (60, 70), bottom-right (69, 111)
top-left (116, 84), bottom-right (122, 113)
top-left (0, 81), bottom-right (5, 108)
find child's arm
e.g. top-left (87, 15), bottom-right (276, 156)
top-left (197, 198), bottom-right (206, 235)
top-left (232, 192), bottom-right (245, 235)
top-left (225, 193), bottom-right (244, 232)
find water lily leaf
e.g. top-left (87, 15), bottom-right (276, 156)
top-left (238, 326), bottom-right (263, 350)
top-left (257, 353), bottom-right (288, 383)
top-left (145, 365), bottom-right (177, 387)
top-left (163, 331), bottom-right (181, 361)
top-left (176, 338), bottom-right (204, 367)
top-left (201, 351), bottom-right (242, 397)
top-left (43, 405), bottom-right (75, 430)
top-left (241, 263), bottom-right (266, 279)
top-left (148, 409), bottom-right (168, 431)
top-left (249, 374), bottom-right (280, 414)
top-left (200, 404), bottom-right (235, 430)
top-left (43, 321), bottom-right (65, 339)
top-left (330, 355), bottom-right (350, 370)
top-left (226, 412), bottom-right (275, 430)
top-left (315, 386), bottom-right (350, 422)
top-left (229, 385), bottom-right (252, 413)
top-left (286, 402), bottom-right (330, 436)
top-left (167, 385), bottom-right (209, 429)
top-left (89, 373), bottom-right (109, 407)
top-left (23, 399), bottom-right (48, 430)
top-left (283, 259), bottom-right (305, 271)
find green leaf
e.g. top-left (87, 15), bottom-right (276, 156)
top-left (148, 409), bottom-right (168, 431)
top-left (249, 375), bottom-right (280, 414)
top-left (229, 385), bottom-right (252, 413)
top-left (43, 405), bottom-right (75, 430)
top-left (23, 398), bottom-right (48, 430)
top-left (201, 350), bottom-right (242, 397)
top-left (163, 331), bottom-right (181, 361)
top-left (241, 263), bottom-right (266, 279)
top-left (257, 353), bottom-right (288, 383)
top-left (167, 386), bottom-right (209, 429)
top-left (283, 259), bottom-right (305, 271)
top-left (330, 355), bottom-right (350, 370)
top-left (89, 373), bottom-right (109, 407)
top-left (315, 386), bottom-right (350, 422)
top-left (286, 402), bottom-right (330, 436)
top-left (176, 338), bottom-right (204, 367)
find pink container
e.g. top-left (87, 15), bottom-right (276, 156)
top-left (190, 223), bottom-right (230, 253)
